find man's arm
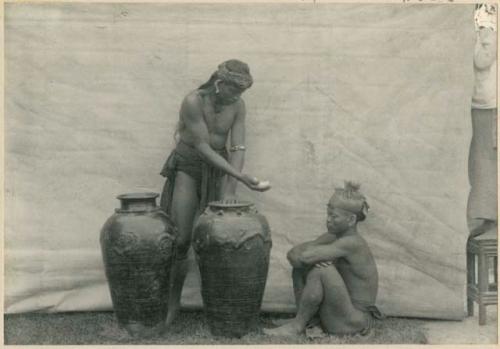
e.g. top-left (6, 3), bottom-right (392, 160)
top-left (295, 237), bottom-right (353, 266)
top-left (287, 241), bottom-right (316, 268)
top-left (222, 100), bottom-right (246, 198)
top-left (474, 28), bottom-right (497, 70)
top-left (181, 95), bottom-right (259, 189)
top-left (287, 233), bottom-right (337, 268)
top-left (292, 267), bottom-right (309, 306)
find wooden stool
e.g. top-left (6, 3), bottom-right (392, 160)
top-left (467, 229), bottom-right (497, 325)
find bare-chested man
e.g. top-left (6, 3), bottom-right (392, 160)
top-left (264, 182), bottom-right (383, 337)
top-left (159, 59), bottom-right (270, 326)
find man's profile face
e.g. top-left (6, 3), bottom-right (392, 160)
top-left (217, 81), bottom-right (246, 105)
top-left (326, 205), bottom-right (353, 234)
top-left (478, 26), bottom-right (495, 43)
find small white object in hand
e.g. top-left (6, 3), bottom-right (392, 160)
top-left (256, 180), bottom-right (271, 190)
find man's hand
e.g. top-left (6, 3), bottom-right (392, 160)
top-left (314, 261), bottom-right (334, 268)
top-left (240, 174), bottom-right (271, 192)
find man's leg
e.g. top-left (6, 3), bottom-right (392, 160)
top-left (292, 267), bottom-right (322, 328)
top-left (317, 266), bottom-right (366, 335)
top-left (265, 265), bottom-right (365, 336)
top-left (292, 267), bottom-right (308, 306)
top-left (272, 267), bottom-right (319, 327)
top-left (166, 172), bottom-right (199, 327)
top-left (264, 266), bottom-right (324, 336)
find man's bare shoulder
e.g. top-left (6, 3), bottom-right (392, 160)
top-left (179, 91), bottom-right (205, 121)
top-left (313, 232), bottom-right (337, 244)
top-left (183, 90), bottom-right (203, 107)
top-left (236, 97), bottom-right (246, 109)
top-left (334, 234), bottom-right (368, 251)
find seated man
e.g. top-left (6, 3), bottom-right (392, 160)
top-left (265, 182), bottom-right (383, 337)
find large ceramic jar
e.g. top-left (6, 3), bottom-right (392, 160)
top-left (100, 193), bottom-right (176, 338)
top-left (193, 201), bottom-right (272, 338)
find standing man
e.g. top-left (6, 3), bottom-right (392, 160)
top-left (468, 4), bottom-right (497, 237)
top-left (159, 59), bottom-right (270, 326)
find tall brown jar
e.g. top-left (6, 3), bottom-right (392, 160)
top-left (100, 193), bottom-right (176, 338)
top-left (193, 201), bottom-right (272, 338)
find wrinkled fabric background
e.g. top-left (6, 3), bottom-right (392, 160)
top-left (5, 3), bottom-right (475, 319)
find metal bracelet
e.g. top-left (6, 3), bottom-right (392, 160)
top-left (230, 145), bottom-right (246, 152)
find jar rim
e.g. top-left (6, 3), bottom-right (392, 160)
top-left (117, 192), bottom-right (159, 200)
top-left (208, 200), bottom-right (253, 209)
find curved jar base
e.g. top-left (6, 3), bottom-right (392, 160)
top-left (199, 238), bottom-right (271, 338)
top-left (207, 316), bottom-right (259, 338)
top-left (121, 320), bottom-right (167, 338)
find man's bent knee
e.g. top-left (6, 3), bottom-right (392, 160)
top-left (309, 264), bottom-right (342, 281)
top-left (304, 291), bottom-right (323, 307)
top-left (174, 240), bottom-right (191, 260)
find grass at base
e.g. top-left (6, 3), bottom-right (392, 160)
top-left (4, 310), bottom-right (427, 345)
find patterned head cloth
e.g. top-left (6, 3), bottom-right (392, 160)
top-left (475, 4), bottom-right (497, 31)
top-left (216, 59), bottom-right (253, 90)
top-left (329, 181), bottom-right (370, 221)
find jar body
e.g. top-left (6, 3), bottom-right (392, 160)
top-left (193, 201), bottom-right (272, 338)
top-left (100, 193), bottom-right (176, 337)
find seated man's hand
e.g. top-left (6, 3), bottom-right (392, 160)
top-left (314, 261), bottom-right (334, 268)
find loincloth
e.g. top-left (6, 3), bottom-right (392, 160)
top-left (352, 300), bottom-right (385, 336)
top-left (159, 140), bottom-right (228, 215)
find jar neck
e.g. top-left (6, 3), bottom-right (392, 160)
top-left (208, 201), bottom-right (253, 210)
top-left (208, 201), bottom-right (254, 214)
top-left (116, 193), bottom-right (159, 213)
top-left (210, 205), bottom-right (250, 212)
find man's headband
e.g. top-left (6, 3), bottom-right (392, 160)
top-left (216, 61), bottom-right (253, 90)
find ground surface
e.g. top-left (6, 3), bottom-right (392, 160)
top-left (423, 306), bottom-right (497, 344)
top-left (4, 310), bottom-right (428, 345)
top-left (5, 307), bottom-right (497, 345)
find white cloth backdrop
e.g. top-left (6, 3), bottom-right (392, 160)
top-left (5, 3), bottom-right (475, 319)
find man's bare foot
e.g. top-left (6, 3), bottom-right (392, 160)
top-left (271, 315), bottom-right (320, 329)
top-left (306, 315), bottom-right (321, 328)
top-left (263, 321), bottom-right (304, 337)
top-left (271, 317), bottom-right (293, 326)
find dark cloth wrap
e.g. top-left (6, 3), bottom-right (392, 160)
top-left (159, 141), bottom-right (228, 215)
top-left (352, 300), bottom-right (385, 336)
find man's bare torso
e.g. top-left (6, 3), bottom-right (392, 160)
top-left (334, 235), bottom-right (379, 306)
top-left (178, 90), bottom-right (240, 150)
